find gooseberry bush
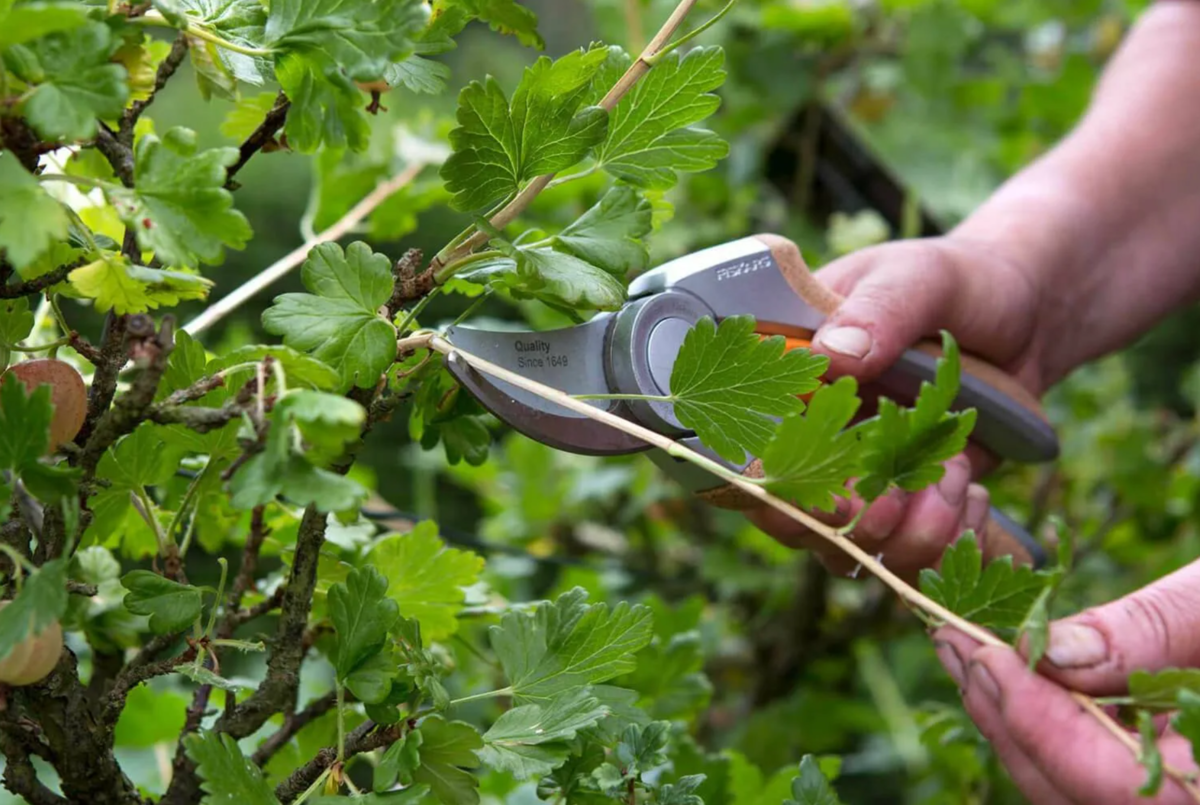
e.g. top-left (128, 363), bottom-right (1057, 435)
top-left (1, 1), bottom-right (1199, 804)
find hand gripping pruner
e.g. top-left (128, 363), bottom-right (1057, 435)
top-left (443, 234), bottom-right (1058, 568)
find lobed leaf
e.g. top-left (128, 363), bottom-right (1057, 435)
top-left (328, 566), bottom-right (400, 680)
top-left (410, 716), bottom-right (483, 805)
top-left (479, 688), bottom-right (609, 779)
top-left (184, 730), bottom-right (281, 805)
top-left (855, 332), bottom-right (976, 501)
top-left (0, 151), bottom-right (69, 271)
top-left (668, 315), bottom-right (829, 464)
top-left (590, 46), bottom-right (729, 189)
top-left (488, 587), bottom-right (654, 704)
top-left (918, 534), bottom-right (1050, 631)
top-left (785, 755), bottom-right (844, 805)
top-left (367, 521), bottom-right (484, 641)
top-left (121, 571), bottom-right (204, 634)
top-left (262, 241), bottom-right (396, 393)
top-left (106, 127), bottom-right (252, 268)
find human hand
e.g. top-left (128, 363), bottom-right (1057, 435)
top-left (749, 235), bottom-right (1049, 579)
top-left (934, 560), bottom-right (1200, 804)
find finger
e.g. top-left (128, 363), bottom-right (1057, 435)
top-left (941, 631), bottom-right (1196, 804)
top-left (935, 634), bottom-right (1076, 805)
top-left (1025, 560), bottom-right (1200, 695)
top-left (872, 459), bottom-right (987, 579)
top-left (810, 242), bottom-right (963, 382)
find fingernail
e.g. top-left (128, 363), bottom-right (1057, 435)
top-left (818, 326), bottom-right (872, 359)
top-left (971, 660), bottom-right (1001, 704)
top-left (964, 485), bottom-right (989, 533)
top-left (936, 460), bottom-right (969, 507)
top-left (1045, 622), bottom-right (1108, 668)
top-left (934, 640), bottom-right (966, 687)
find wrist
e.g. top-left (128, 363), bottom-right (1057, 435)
top-left (949, 173), bottom-right (1106, 393)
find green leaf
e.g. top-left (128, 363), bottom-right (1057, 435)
top-left (441, 46), bottom-right (608, 211)
top-left (918, 534), bottom-right (1049, 631)
top-left (458, 246), bottom-right (626, 312)
top-left (1016, 586), bottom-right (1052, 669)
top-left (206, 345), bottom-right (340, 391)
top-left (184, 730), bottom-right (281, 805)
top-left (345, 647), bottom-right (405, 704)
top-left (16, 21), bottom-right (128, 140)
top-left (658, 775), bottom-right (706, 805)
top-left (114, 684), bottom-right (189, 748)
top-left (0, 151), bottom-right (69, 271)
top-left (158, 329), bottom-right (210, 400)
top-left (1173, 690), bottom-right (1200, 767)
top-left (1137, 710), bottom-right (1163, 797)
top-left (1127, 669), bottom-right (1200, 711)
top-left (0, 558), bottom-right (67, 663)
top-left (855, 332), bottom-right (976, 501)
top-left (410, 716), bottom-right (483, 805)
top-left (220, 92), bottom-right (279, 140)
top-left (784, 755), bottom-right (843, 805)
top-left (762, 377), bottom-right (864, 512)
top-left (593, 721), bottom-right (670, 792)
top-left (667, 316), bottom-right (829, 464)
top-left (617, 631), bottom-right (712, 722)
top-left (275, 52), bottom-right (371, 153)
top-left (68, 257), bottom-right (213, 315)
top-left (0, 2), bottom-right (90, 49)
top-left (176, 0), bottom-right (268, 85)
top-left (264, 0), bottom-right (426, 81)
top-left (489, 587), bottom-right (654, 703)
top-left (228, 393), bottom-right (368, 512)
top-left (0, 297), bottom-right (34, 372)
top-left (480, 688), bottom-right (609, 779)
top-left (368, 522), bottom-right (484, 641)
top-left (262, 241), bottom-right (397, 393)
top-left (106, 127), bottom-right (252, 268)
top-left (309, 788), bottom-right (429, 804)
top-left (177, 664), bottom-right (250, 692)
top-left (384, 54), bottom-right (451, 94)
top-left (591, 47), bottom-right (729, 189)
top-left (0, 379), bottom-right (53, 472)
top-left (552, 186), bottom-right (653, 276)
top-left (374, 729), bottom-right (422, 792)
top-left (431, 0), bottom-right (543, 48)
top-left (121, 570), bottom-right (204, 634)
top-left (329, 566), bottom-right (400, 679)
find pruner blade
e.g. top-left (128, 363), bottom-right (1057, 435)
top-left (441, 320), bottom-right (652, 456)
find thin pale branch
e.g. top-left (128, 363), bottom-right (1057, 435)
top-left (430, 0), bottom-right (702, 272)
top-left (183, 161), bottom-right (426, 337)
top-left (425, 332), bottom-right (1200, 802)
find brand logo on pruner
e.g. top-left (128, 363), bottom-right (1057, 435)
top-left (715, 255), bottom-right (774, 282)
top-left (514, 339), bottom-right (551, 354)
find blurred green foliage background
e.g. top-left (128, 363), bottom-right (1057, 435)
top-left (41, 0), bottom-right (1200, 802)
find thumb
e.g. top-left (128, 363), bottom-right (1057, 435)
top-left (811, 242), bottom-right (961, 382)
top-left (1028, 560), bottom-right (1200, 694)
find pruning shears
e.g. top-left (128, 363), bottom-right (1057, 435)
top-left (443, 234), bottom-right (1058, 568)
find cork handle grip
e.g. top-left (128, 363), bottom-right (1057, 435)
top-left (756, 234), bottom-right (1051, 426)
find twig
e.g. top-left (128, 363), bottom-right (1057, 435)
top-left (121, 34), bottom-right (189, 141)
top-left (102, 645), bottom-right (199, 729)
top-left (226, 93), bottom-right (291, 185)
top-left (251, 692), bottom-right (339, 767)
top-left (430, 0), bottom-right (702, 272)
top-left (275, 721), bottom-right (398, 803)
top-left (79, 317), bottom-right (175, 479)
top-left (183, 161), bottom-right (426, 337)
top-left (93, 125), bottom-right (135, 187)
top-left (0, 730), bottom-right (67, 805)
top-left (425, 332), bottom-right (1200, 801)
top-left (0, 262), bottom-right (74, 299)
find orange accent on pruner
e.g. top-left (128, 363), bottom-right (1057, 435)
top-left (758, 333), bottom-right (821, 403)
